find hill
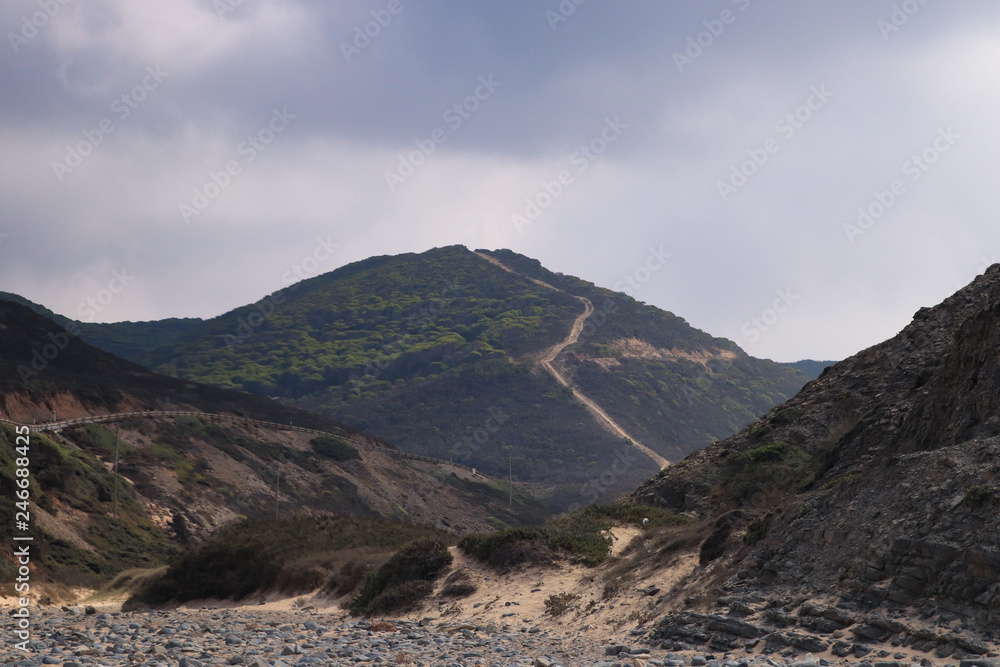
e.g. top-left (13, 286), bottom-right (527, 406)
top-left (2, 246), bottom-right (810, 510)
top-left (779, 359), bottom-right (837, 380)
top-left (620, 263), bottom-right (1000, 645)
top-left (0, 301), bottom-right (548, 591)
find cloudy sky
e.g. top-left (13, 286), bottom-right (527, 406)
top-left (2, 1), bottom-right (999, 363)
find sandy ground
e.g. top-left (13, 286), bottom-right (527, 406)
top-left (1, 526), bottom-right (694, 648)
top-left (224, 525), bottom-right (696, 649)
top-left (2, 524), bottom-right (977, 666)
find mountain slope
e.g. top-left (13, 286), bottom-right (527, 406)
top-left (627, 264), bottom-right (1000, 634)
top-left (475, 250), bottom-right (670, 471)
top-left (2, 246), bottom-right (810, 509)
top-left (0, 301), bottom-right (548, 588)
top-left (780, 358), bottom-right (837, 380)
top-left (476, 249), bottom-right (809, 463)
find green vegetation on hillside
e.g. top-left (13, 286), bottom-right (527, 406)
top-left (349, 539), bottom-right (452, 616)
top-left (0, 425), bottom-right (177, 588)
top-left (124, 503), bottom-right (686, 610)
top-left (1, 246), bottom-right (811, 509)
top-left (125, 516), bottom-right (453, 607)
top-left (143, 246), bottom-right (582, 396)
top-left (459, 502), bottom-right (693, 570)
top-left (480, 249), bottom-right (810, 463)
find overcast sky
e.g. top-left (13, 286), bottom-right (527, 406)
top-left (2, 1), bottom-right (998, 363)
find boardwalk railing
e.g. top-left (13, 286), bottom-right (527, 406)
top-left (0, 411), bottom-right (486, 480)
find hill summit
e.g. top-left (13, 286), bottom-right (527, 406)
top-left (29, 245), bottom-right (809, 509)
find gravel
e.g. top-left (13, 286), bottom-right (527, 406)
top-left (1, 606), bottom-right (954, 667)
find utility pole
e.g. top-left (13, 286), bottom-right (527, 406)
top-left (508, 452), bottom-right (512, 507)
top-left (274, 467), bottom-right (280, 519)
top-left (112, 425), bottom-right (120, 520)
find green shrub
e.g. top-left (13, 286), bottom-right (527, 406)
top-left (349, 539), bottom-right (452, 616)
top-left (359, 580), bottom-right (434, 615)
top-left (544, 513), bottom-right (613, 567)
top-left (736, 442), bottom-right (788, 466)
top-left (742, 512), bottom-right (772, 547)
top-left (575, 502), bottom-right (693, 529)
top-left (310, 435), bottom-right (361, 462)
top-left (460, 503), bottom-right (689, 570)
top-left (963, 483), bottom-right (991, 508)
top-left (125, 516), bottom-right (451, 608)
top-left (458, 527), bottom-right (552, 572)
top-left (544, 592), bottom-right (579, 617)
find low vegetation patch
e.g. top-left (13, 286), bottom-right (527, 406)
top-left (348, 539), bottom-right (452, 616)
top-left (544, 592), bottom-right (580, 617)
top-left (0, 426), bottom-right (177, 588)
top-left (458, 527), bottom-right (553, 573)
top-left (735, 441), bottom-right (788, 466)
top-left (125, 516), bottom-right (452, 609)
top-left (439, 569), bottom-right (477, 598)
top-left (742, 511), bottom-right (773, 547)
top-left (459, 503), bottom-right (692, 571)
top-left (310, 435), bottom-right (361, 462)
top-left (962, 483), bottom-right (992, 508)
top-left (711, 440), bottom-right (820, 510)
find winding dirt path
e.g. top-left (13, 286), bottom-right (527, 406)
top-left (474, 252), bottom-right (669, 471)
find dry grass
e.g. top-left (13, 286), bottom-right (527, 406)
top-left (439, 569), bottom-right (478, 598)
top-left (600, 521), bottom-right (706, 601)
top-left (544, 592), bottom-right (580, 617)
top-left (87, 566), bottom-right (168, 602)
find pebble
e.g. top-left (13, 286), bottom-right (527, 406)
top-left (0, 608), bottom-right (956, 667)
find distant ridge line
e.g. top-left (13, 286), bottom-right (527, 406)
top-left (0, 410), bottom-right (489, 480)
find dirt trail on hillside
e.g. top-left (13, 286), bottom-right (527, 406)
top-left (474, 252), bottom-right (669, 471)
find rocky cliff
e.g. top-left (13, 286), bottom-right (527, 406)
top-left (629, 264), bottom-right (1000, 646)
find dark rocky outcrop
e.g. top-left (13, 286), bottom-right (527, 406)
top-left (630, 265), bottom-right (1000, 633)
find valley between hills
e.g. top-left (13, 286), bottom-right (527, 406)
top-left (9, 248), bottom-right (1000, 667)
